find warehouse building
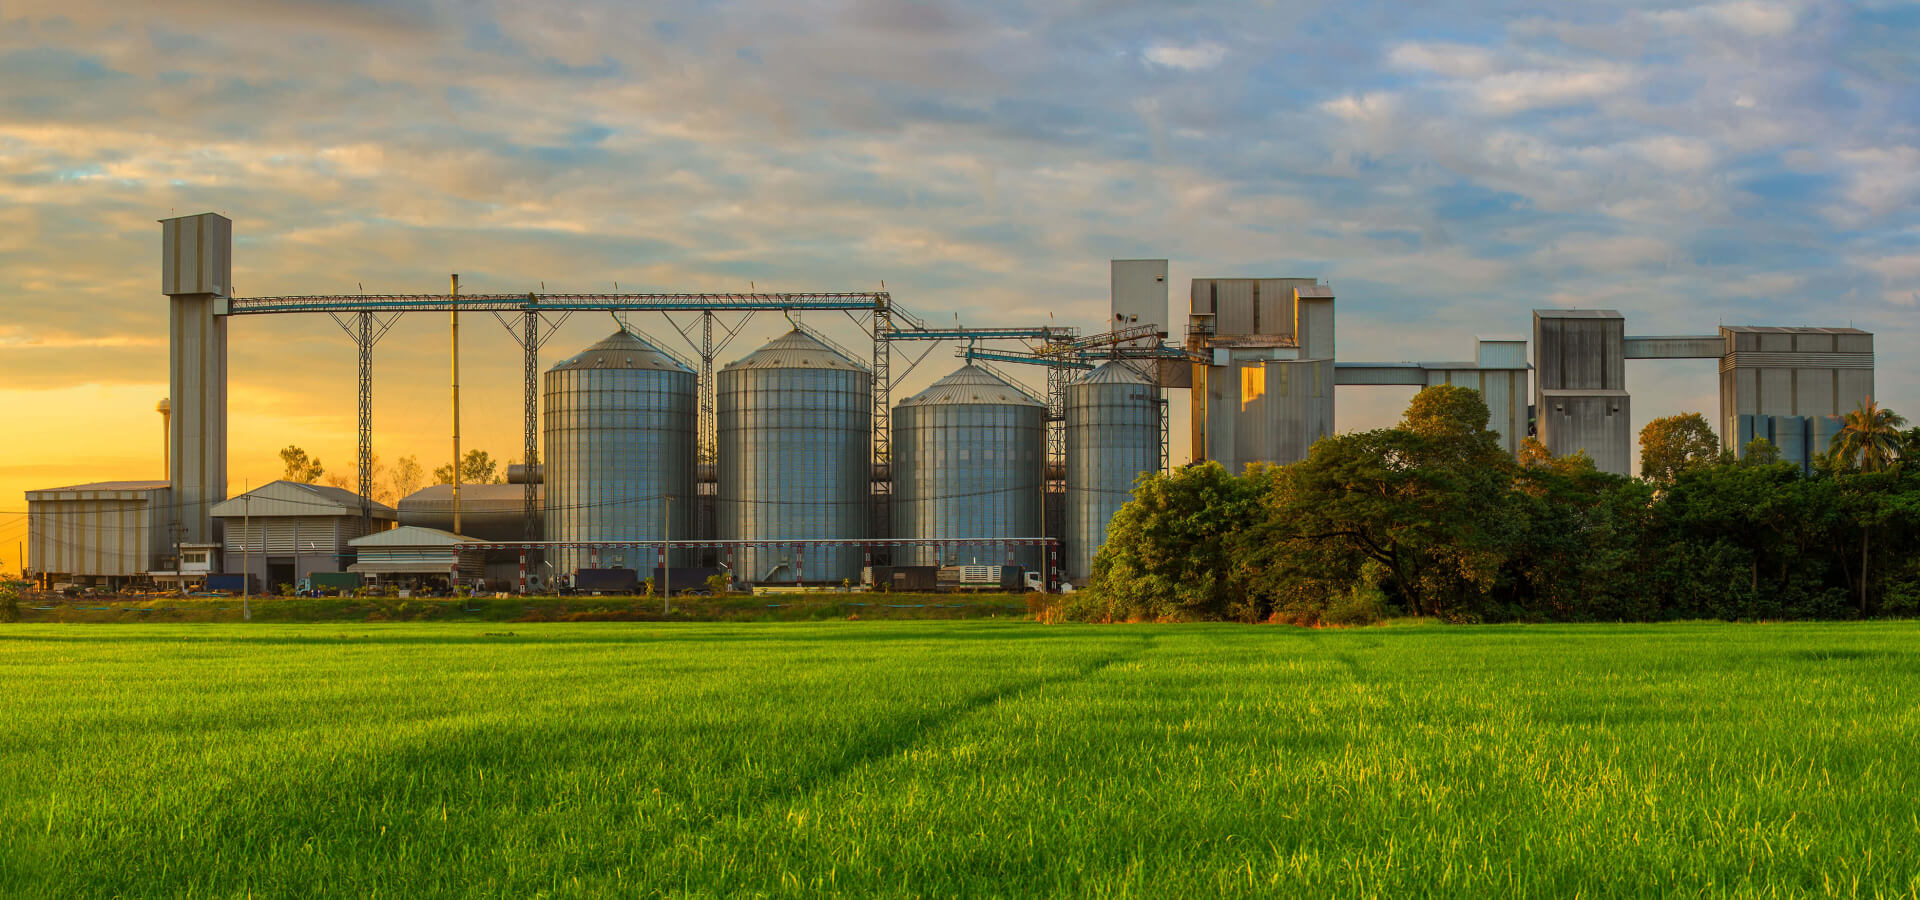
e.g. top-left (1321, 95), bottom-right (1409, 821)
top-left (348, 526), bottom-right (486, 591)
top-left (211, 481), bottom-right (396, 592)
top-left (25, 480), bottom-right (177, 590)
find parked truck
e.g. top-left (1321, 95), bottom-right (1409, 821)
top-left (569, 568), bottom-right (640, 596)
top-left (861, 565), bottom-right (940, 592)
top-left (204, 574), bottom-right (258, 595)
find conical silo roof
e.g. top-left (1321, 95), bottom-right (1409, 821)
top-left (1073, 360), bottom-right (1152, 386)
top-left (548, 330), bottom-right (693, 373)
top-left (899, 364), bottom-right (1045, 408)
top-left (722, 329), bottom-right (869, 373)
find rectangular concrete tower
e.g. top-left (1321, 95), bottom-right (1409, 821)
top-left (1110, 259), bottom-right (1168, 345)
top-left (1532, 309), bottom-right (1630, 475)
top-left (160, 213), bottom-right (230, 545)
top-left (1190, 279), bottom-right (1336, 470)
top-left (1718, 326), bottom-right (1874, 468)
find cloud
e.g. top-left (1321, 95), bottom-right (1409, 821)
top-left (1387, 42), bottom-right (1496, 79)
top-left (1142, 40), bottom-right (1226, 71)
top-left (1646, 1), bottom-right (1800, 38)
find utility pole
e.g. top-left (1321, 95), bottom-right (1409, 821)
top-left (663, 494), bottom-right (673, 614)
top-left (451, 273), bottom-right (463, 535)
top-left (242, 482), bottom-right (251, 621)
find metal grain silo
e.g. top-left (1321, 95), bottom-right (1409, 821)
top-left (543, 330), bottom-right (697, 576)
top-left (1065, 361), bottom-right (1158, 583)
top-left (892, 364), bottom-right (1046, 570)
top-left (718, 329), bottom-right (872, 583)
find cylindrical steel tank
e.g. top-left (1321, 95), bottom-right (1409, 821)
top-left (1065, 361), bottom-right (1158, 583)
top-left (543, 330), bottom-right (697, 575)
top-left (717, 329), bottom-right (871, 583)
top-left (892, 364), bottom-right (1046, 570)
top-left (399, 484), bottom-right (544, 542)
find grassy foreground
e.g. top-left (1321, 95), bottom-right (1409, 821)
top-left (3, 621), bottom-right (1918, 897)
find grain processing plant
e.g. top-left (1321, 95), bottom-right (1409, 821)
top-left (19, 214), bottom-right (1882, 594)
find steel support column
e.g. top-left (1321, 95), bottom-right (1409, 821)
top-left (358, 311), bottom-right (374, 531)
top-left (700, 310), bottom-right (716, 471)
top-left (329, 310), bottom-right (401, 535)
top-left (1158, 396), bottom-right (1170, 474)
top-left (1046, 363), bottom-right (1070, 477)
top-left (492, 299), bottom-right (569, 542)
top-left (522, 307), bottom-right (539, 540)
top-left (871, 296), bottom-right (892, 536)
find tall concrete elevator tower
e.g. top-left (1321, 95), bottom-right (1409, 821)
top-left (160, 213), bottom-right (230, 544)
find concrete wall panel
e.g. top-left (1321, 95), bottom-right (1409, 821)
top-left (1297, 296), bottom-right (1335, 359)
top-left (1541, 391), bottom-right (1631, 476)
top-left (1765, 368), bottom-right (1798, 416)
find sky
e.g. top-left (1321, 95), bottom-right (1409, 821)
top-left (1, 0), bottom-right (1916, 576)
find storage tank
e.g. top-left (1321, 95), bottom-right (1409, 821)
top-left (1065, 361), bottom-right (1158, 583)
top-left (543, 329), bottom-right (697, 576)
top-left (892, 364), bottom-right (1046, 570)
top-left (717, 329), bottom-right (871, 583)
top-left (398, 484), bottom-right (543, 542)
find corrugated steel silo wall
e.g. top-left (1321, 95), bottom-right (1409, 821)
top-left (543, 366), bottom-right (697, 575)
top-left (892, 401), bottom-right (1046, 569)
top-left (1064, 373), bottom-right (1158, 583)
top-left (717, 366), bottom-right (872, 583)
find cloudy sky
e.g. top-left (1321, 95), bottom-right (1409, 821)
top-left (2, 0), bottom-right (1916, 572)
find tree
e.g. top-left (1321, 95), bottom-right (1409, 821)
top-left (322, 471), bottom-right (352, 490)
top-left (1518, 436), bottom-right (1554, 469)
top-left (1081, 462), bottom-right (1274, 622)
top-left (434, 450), bottom-right (505, 485)
top-left (1829, 398), bottom-right (1907, 473)
top-left (1518, 436), bottom-right (1598, 480)
top-left (279, 445), bottom-right (324, 483)
top-left (1640, 413), bottom-right (1720, 485)
top-left (1403, 385), bottom-right (1500, 447)
top-left (1741, 437), bottom-right (1780, 466)
top-left (389, 455), bottom-right (424, 501)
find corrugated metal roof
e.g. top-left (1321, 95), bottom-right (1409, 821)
top-left (349, 525), bottom-right (486, 548)
top-left (398, 483), bottom-right (540, 511)
top-left (721, 329), bottom-right (869, 374)
top-left (898, 364), bottom-right (1044, 408)
top-left (1073, 360), bottom-right (1151, 386)
top-left (27, 480), bottom-right (170, 493)
top-left (548, 330), bottom-right (693, 373)
top-left (209, 480), bottom-right (396, 519)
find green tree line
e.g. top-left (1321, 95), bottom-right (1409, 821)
top-left (1073, 386), bottom-right (1920, 624)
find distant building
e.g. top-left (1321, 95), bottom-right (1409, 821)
top-left (25, 480), bottom-right (174, 590)
top-left (348, 525), bottom-right (486, 590)
top-left (211, 481), bottom-right (395, 591)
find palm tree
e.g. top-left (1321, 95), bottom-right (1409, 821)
top-left (1829, 398), bottom-right (1907, 617)
top-left (1828, 398), bottom-right (1907, 472)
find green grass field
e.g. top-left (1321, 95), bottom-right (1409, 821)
top-left (3, 621), bottom-right (1918, 898)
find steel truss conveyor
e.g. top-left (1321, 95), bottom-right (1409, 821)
top-left (222, 289), bottom-right (1085, 541)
